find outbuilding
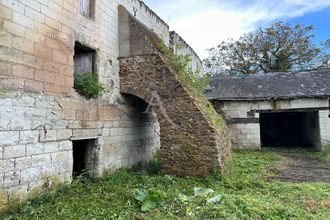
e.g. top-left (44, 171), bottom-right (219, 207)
top-left (206, 69), bottom-right (330, 150)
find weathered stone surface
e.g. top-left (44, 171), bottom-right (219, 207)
top-left (3, 145), bottom-right (25, 159)
top-left (120, 53), bottom-right (231, 176)
top-left (0, 0), bottom-right (205, 208)
top-left (0, 131), bottom-right (19, 146)
top-left (118, 16), bottom-right (230, 176)
top-left (211, 98), bottom-right (330, 150)
top-left (118, 12), bottom-right (230, 176)
top-left (19, 131), bottom-right (40, 144)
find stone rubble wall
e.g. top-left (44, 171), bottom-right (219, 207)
top-left (212, 98), bottom-right (330, 150)
top-left (119, 10), bottom-right (230, 176)
top-left (120, 53), bottom-right (231, 177)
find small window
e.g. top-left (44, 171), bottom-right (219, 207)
top-left (74, 42), bottom-right (96, 75)
top-left (80, 0), bottom-right (95, 18)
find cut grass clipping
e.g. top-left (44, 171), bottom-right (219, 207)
top-left (3, 150), bottom-right (330, 219)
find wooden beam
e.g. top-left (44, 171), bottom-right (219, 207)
top-left (255, 107), bottom-right (329, 113)
top-left (226, 118), bottom-right (259, 124)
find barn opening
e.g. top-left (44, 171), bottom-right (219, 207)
top-left (72, 139), bottom-right (97, 177)
top-left (260, 111), bottom-right (320, 148)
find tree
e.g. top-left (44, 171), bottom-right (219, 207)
top-left (204, 22), bottom-right (324, 76)
top-left (319, 39), bottom-right (330, 68)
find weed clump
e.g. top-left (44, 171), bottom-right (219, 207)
top-left (74, 72), bottom-right (105, 99)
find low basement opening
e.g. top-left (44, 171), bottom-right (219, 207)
top-left (72, 139), bottom-right (97, 177)
top-left (260, 111), bottom-right (320, 149)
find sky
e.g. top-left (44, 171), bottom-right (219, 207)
top-left (143, 0), bottom-right (330, 58)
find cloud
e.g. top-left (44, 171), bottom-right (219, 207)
top-left (144, 0), bottom-right (330, 58)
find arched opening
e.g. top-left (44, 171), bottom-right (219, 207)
top-left (123, 94), bottom-right (149, 113)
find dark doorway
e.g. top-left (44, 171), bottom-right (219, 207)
top-left (260, 111), bottom-right (320, 148)
top-left (74, 42), bottom-right (96, 75)
top-left (72, 139), bottom-right (96, 177)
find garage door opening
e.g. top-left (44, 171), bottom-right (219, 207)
top-left (260, 111), bottom-right (320, 148)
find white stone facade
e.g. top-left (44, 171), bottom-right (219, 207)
top-left (213, 98), bottom-right (330, 150)
top-left (0, 0), bottom-right (200, 206)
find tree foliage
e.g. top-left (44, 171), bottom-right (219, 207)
top-left (204, 22), bottom-right (328, 76)
top-left (319, 39), bottom-right (330, 68)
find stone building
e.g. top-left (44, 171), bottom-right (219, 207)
top-left (0, 0), bottom-right (230, 206)
top-left (206, 70), bottom-right (330, 150)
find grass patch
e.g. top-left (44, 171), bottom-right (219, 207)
top-left (2, 150), bottom-right (330, 219)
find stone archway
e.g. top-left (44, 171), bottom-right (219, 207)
top-left (118, 6), bottom-right (230, 176)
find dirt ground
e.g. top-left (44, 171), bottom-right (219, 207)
top-left (268, 150), bottom-right (330, 183)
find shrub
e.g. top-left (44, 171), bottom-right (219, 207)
top-left (74, 72), bottom-right (105, 99)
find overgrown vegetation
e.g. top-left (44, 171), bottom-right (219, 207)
top-left (74, 72), bottom-right (105, 99)
top-left (157, 42), bottom-right (226, 131)
top-left (3, 150), bottom-right (330, 219)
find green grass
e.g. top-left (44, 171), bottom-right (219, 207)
top-left (2, 150), bottom-right (330, 219)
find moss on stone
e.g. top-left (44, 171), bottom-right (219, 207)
top-left (156, 41), bottom-right (226, 131)
top-left (0, 88), bottom-right (11, 98)
top-left (0, 190), bottom-right (8, 209)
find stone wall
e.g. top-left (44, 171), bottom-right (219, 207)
top-left (319, 109), bottom-right (330, 149)
top-left (213, 98), bottom-right (330, 150)
top-left (0, 0), bottom-right (167, 206)
top-left (0, 0), bottom-right (171, 101)
top-left (0, 89), bottom-right (160, 205)
top-left (119, 12), bottom-right (230, 176)
top-left (170, 31), bottom-right (203, 72)
top-left (120, 54), bottom-right (230, 177)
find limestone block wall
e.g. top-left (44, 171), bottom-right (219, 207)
top-left (0, 90), bottom-right (159, 205)
top-left (0, 0), bottom-right (167, 206)
top-left (213, 98), bottom-right (330, 149)
top-left (0, 0), bottom-right (170, 101)
top-left (228, 123), bottom-right (261, 150)
top-left (319, 110), bottom-right (330, 149)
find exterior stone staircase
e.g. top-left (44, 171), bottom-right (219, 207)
top-left (118, 6), bottom-right (231, 176)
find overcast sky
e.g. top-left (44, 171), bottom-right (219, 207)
top-left (144, 0), bottom-right (330, 58)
